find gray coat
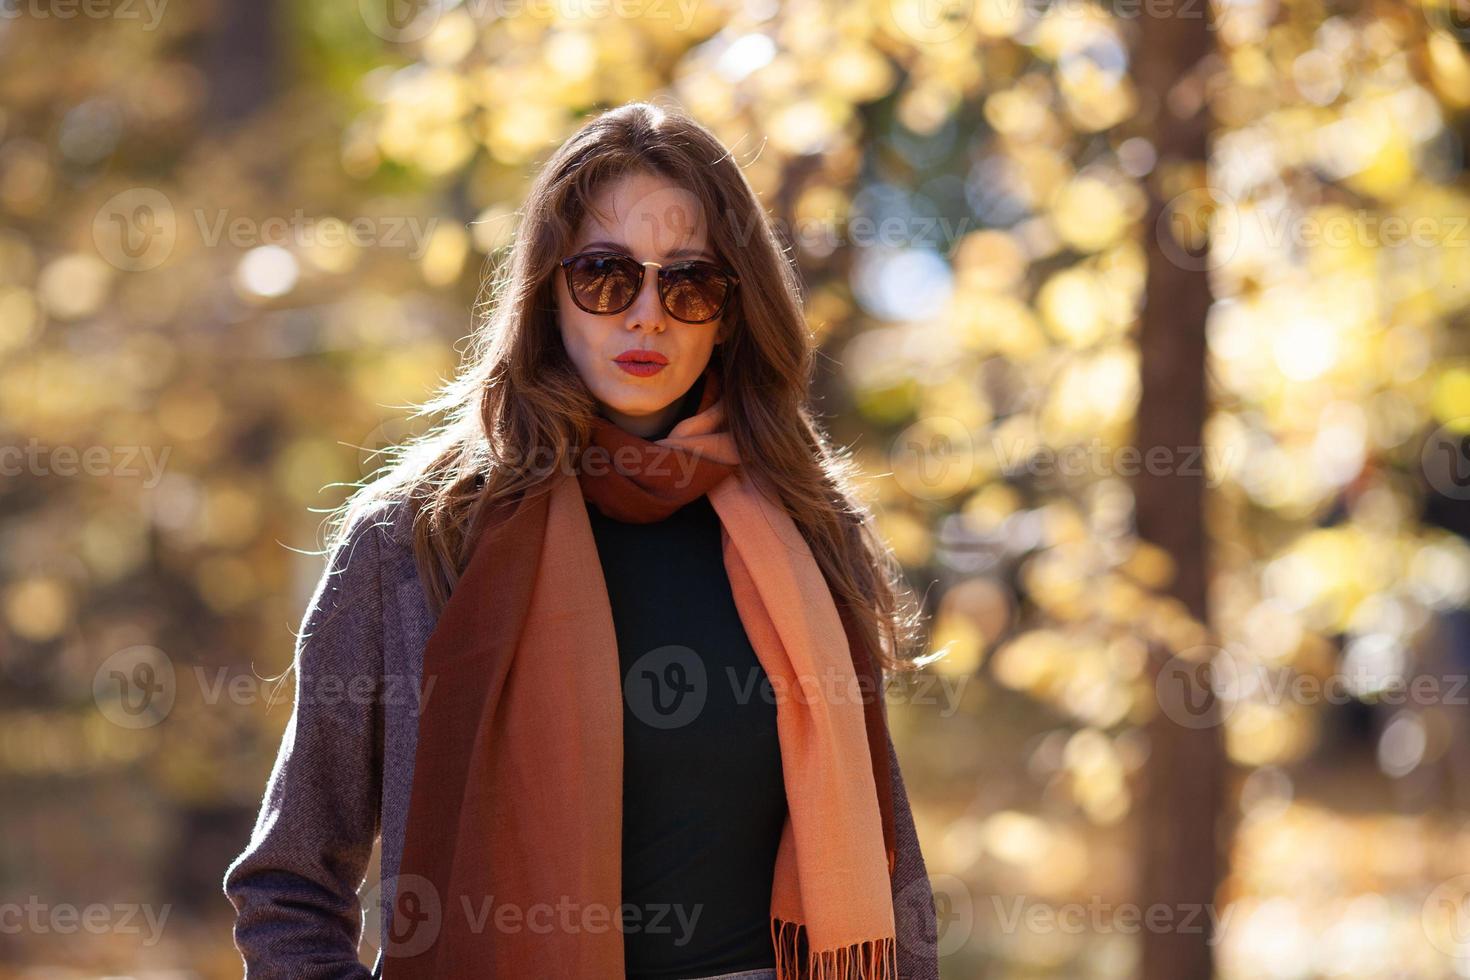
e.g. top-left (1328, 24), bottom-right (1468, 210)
top-left (222, 496), bottom-right (941, 979)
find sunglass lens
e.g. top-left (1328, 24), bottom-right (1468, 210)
top-left (662, 264), bottom-right (732, 322)
top-left (568, 254), bottom-right (639, 314)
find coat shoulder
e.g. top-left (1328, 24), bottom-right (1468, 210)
top-left (336, 493), bottom-right (417, 557)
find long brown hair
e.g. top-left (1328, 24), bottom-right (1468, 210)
top-left (337, 100), bottom-right (926, 674)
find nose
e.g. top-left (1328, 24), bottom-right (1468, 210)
top-left (624, 260), bottom-right (667, 333)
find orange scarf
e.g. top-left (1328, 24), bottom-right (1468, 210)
top-left (384, 367), bottom-right (899, 979)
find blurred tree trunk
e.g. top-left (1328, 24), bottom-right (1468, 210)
top-left (189, 0), bottom-right (283, 916)
top-left (203, 0), bottom-right (277, 126)
top-left (1131, 4), bottom-right (1224, 980)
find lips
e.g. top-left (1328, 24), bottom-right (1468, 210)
top-left (613, 349), bottom-right (668, 377)
top-left (614, 349), bottom-right (669, 365)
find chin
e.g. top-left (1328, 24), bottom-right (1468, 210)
top-left (607, 392), bottom-right (668, 416)
top-left (595, 376), bottom-right (667, 411)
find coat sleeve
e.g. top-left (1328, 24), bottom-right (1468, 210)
top-left (888, 730), bottom-right (941, 980)
top-left (223, 504), bottom-right (393, 979)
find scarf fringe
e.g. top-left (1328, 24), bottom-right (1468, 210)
top-left (770, 916), bottom-right (899, 980)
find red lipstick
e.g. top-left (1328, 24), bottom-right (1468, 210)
top-left (613, 349), bottom-right (669, 377)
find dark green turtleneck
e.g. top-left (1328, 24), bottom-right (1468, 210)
top-left (586, 372), bottom-right (787, 980)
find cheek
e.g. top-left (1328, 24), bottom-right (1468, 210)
top-left (555, 287), bottom-right (604, 360)
top-left (557, 314), bottom-right (589, 357)
top-left (674, 323), bottom-right (721, 361)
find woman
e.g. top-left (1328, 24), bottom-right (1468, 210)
top-left (223, 101), bottom-right (940, 980)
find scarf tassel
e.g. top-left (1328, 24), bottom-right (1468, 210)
top-left (771, 917), bottom-right (899, 980)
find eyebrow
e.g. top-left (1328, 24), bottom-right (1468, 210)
top-left (578, 239), bottom-right (718, 263)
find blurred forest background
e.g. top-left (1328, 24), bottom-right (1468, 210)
top-left (4, 0), bottom-right (1470, 976)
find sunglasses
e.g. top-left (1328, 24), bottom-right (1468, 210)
top-left (559, 250), bottom-right (740, 324)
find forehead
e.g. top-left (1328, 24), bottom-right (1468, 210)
top-left (575, 172), bottom-right (711, 258)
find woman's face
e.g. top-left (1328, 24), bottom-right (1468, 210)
top-left (554, 172), bottom-right (725, 438)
